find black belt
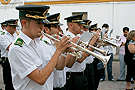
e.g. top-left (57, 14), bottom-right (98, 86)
top-left (66, 72), bottom-right (84, 75)
top-left (53, 87), bottom-right (65, 90)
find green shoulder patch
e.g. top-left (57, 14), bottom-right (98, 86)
top-left (14, 38), bottom-right (24, 47)
top-left (44, 40), bottom-right (49, 44)
top-left (40, 38), bottom-right (42, 41)
top-left (1, 32), bottom-right (5, 35)
top-left (67, 35), bottom-right (71, 37)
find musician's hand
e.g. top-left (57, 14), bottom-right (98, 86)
top-left (121, 42), bottom-right (126, 45)
top-left (111, 38), bottom-right (114, 40)
top-left (93, 42), bottom-right (98, 47)
top-left (104, 42), bottom-right (110, 46)
top-left (97, 44), bottom-right (102, 48)
top-left (55, 36), bottom-right (72, 54)
top-left (89, 35), bottom-right (98, 46)
top-left (71, 36), bottom-right (80, 44)
top-left (104, 34), bottom-right (108, 38)
top-left (64, 47), bottom-right (74, 53)
top-left (96, 38), bottom-right (101, 43)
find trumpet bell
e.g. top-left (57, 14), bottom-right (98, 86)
top-left (103, 39), bottom-right (121, 48)
top-left (103, 50), bottom-right (109, 56)
top-left (102, 55), bottom-right (111, 67)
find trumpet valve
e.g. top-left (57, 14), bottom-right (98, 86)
top-left (72, 51), bottom-right (83, 59)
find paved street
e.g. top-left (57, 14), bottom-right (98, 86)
top-left (98, 61), bottom-right (131, 90)
top-left (98, 54), bottom-right (134, 90)
top-left (0, 55), bottom-right (134, 90)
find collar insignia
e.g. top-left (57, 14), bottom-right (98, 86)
top-left (14, 38), bottom-right (24, 47)
top-left (44, 40), bottom-right (49, 44)
top-left (1, 32), bottom-right (5, 35)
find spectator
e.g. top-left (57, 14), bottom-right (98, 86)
top-left (116, 27), bottom-right (129, 81)
top-left (124, 30), bottom-right (135, 90)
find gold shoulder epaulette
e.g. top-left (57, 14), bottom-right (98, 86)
top-left (1, 32), bottom-right (5, 35)
top-left (14, 38), bottom-right (24, 47)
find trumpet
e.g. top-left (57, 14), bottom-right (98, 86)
top-left (59, 32), bottom-right (108, 56)
top-left (103, 37), bottom-right (121, 48)
top-left (78, 41), bottom-right (108, 56)
top-left (42, 31), bottom-right (83, 59)
top-left (100, 28), bottom-right (121, 48)
top-left (75, 31), bottom-right (108, 56)
top-left (112, 38), bottom-right (121, 42)
top-left (41, 31), bottom-right (111, 66)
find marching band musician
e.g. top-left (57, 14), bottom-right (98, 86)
top-left (64, 14), bottom-right (99, 90)
top-left (81, 20), bottom-right (92, 32)
top-left (42, 13), bottom-right (77, 90)
top-left (124, 30), bottom-right (135, 90)
top-left (100, 23), bottom-right (115, 81)
top-left (8, 5), bottom-right (71, 90)
top-left (0, 21), bottom-right (6, 32)
top-left (0, 19), bottom-right (18, 90)
top-left (89, 24), bottom-right (104, 89)
top-left (0, 21), bottom-right (7, 62)
top-left (90, 23), bottom-right (98, 33)
top-left (81, 20), bottom-right (96, 90)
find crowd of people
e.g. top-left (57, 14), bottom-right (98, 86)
top-left (0, 4), bottom-right (135, 90)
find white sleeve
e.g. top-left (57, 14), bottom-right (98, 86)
top-left (8, 47), bottom-right (37, 79)
top-left (0, 35), bottom-right (11, 50)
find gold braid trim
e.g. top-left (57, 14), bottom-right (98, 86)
top-left (26, 14), bottom-right (47, 19)
top-left (72, 20), bottom-right (83, 22)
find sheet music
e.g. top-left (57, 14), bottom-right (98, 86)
top-left (77, 31), bottom-right (93, 43)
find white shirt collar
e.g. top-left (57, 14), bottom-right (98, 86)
top-left (3, 29), bottom-right (8, 34)
top-left (19, 31), bottom-right (40, 45)
top-left (3, 29), bottom-right (6, 32)
top-left (5, 29), bottom-right (17, 37)
top-left (66, 30), bottom-right (76, 37)
top-left (43, 35), bottom-right (52, 44)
